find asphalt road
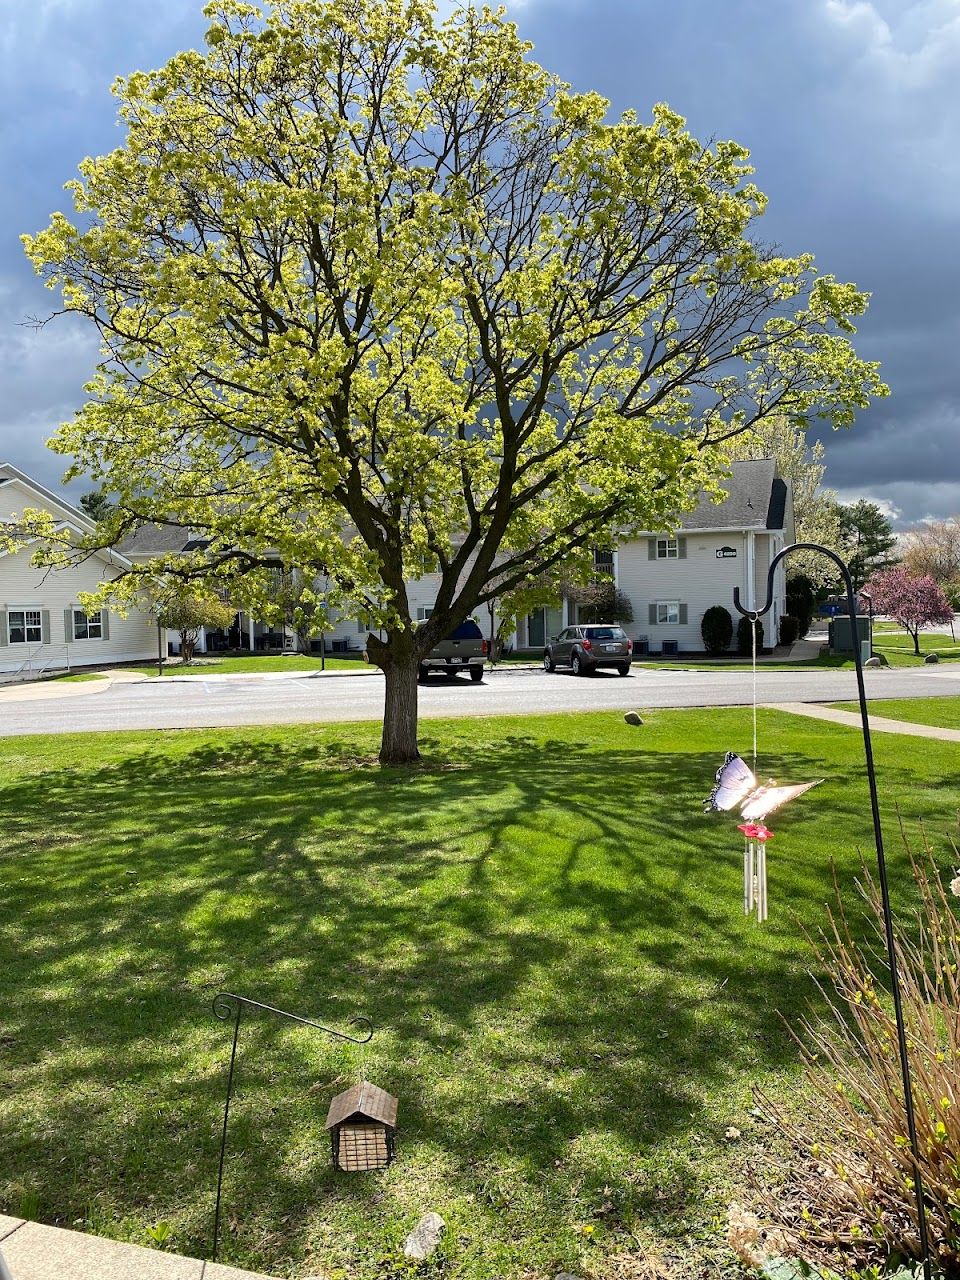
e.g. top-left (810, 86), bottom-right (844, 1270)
top-left (2, 664), bottom-right (960, 737)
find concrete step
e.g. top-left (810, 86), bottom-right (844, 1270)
top-left (0, 1217), bottom-right (276, 1280)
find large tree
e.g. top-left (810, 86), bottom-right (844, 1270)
top-left (840, 499), bottom-right (898, 591)
top-left (900, 516), bottom-right (960, 586)
top-left (23, 0), bottom-right (884, 763)
top-left (721, 417), bottom-right (843, 587)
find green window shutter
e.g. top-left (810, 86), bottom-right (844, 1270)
top-left (64, 609), bottom-right (74, 641)
top-left (678, 537), bottom-right (687, 559)
top-left (0, 612), bottom-right (7, 647)
top-left (679, 604), bottom-right (688, 625)
top-left (648, 602), bottom-right (657, 625)
top-left (101, 610), bottom-right (110, 640)
top-left (648, 539), bottom-right (656, 560)
top-left (41, 610), bottom-right (51, 645)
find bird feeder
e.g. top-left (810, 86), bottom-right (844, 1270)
top-left (326, 1081), bottom-right (398, 1172)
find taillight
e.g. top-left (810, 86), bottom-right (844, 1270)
top-left (582, 639), bottom-right (592, 651)
top-left (482, 639), bottom-right (489, 656)
top-left (627, 639), bottom-right (633, 652)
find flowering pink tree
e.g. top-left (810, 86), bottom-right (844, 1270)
top-left (864, 567), bottom-right (955, 655)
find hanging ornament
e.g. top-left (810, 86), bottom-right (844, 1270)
top-left (704, 753), bottom-right (822, 922)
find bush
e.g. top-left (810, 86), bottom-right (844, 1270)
top-left (787, 574), bottom-right (816, 639)
top-left (736, 614), bottom-right (764, 656)
top-left (757, 825), bottom-right (960, 1276)
top-left (701, 605), bottom-right (734, 654)
top-left (778, 615), bottom-right (800, 646)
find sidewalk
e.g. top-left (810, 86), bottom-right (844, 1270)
top-left (0, 1215), bottom-right (273, 1280)
top-left (766, 701), bottom-right (960, 743)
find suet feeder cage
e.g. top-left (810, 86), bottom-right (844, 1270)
top-left (326, 1081), bottom-right (398, 1172)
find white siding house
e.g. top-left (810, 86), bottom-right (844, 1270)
top-left (516, 459), bottom-right (793, 653)
top-left (2, 456), bottom-right (792, 667)
top-left (0, 463), bottom-right (157, 674)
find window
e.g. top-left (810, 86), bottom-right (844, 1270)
top-left (657, 538), bottom-right (678, 560)
top-left (593, 548), bottom-right (615, 576)
top-left (8, 609), bottom-right (42, 644)
top-left (416, 606), bottom-right (434, 621)
top-left (657, 601), bottom-right (680, 625)
top-left (73, 609), bottom-right (103, 640)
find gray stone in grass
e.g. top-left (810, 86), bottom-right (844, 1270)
top-left (925, 652), bottom-right (940, 663)
top-left (403, 1212), bottom-right (445, 1261)
top-left (623, 711), bottom-right (643, 726)
top-left (864, 656), bottom-right (882, 668)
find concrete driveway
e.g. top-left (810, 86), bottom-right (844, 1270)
top-left (1, 664), bottom-right (959, 737)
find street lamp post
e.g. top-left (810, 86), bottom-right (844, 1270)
top-left (733, 541), bottom-right (932, 1279)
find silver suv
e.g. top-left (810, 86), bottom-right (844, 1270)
top-left (543, 625), bottom-right (633, 676)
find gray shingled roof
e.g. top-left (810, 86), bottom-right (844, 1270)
top-left (118, 523), bottom-right (200, 556)
top-left (677, 458), bottom-right (786, 531)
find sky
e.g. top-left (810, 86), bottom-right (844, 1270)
top-left (1, 0), bottom-right (957, 527)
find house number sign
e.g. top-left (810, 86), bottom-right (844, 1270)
top-left (716, 547), bottom-right (738, 559)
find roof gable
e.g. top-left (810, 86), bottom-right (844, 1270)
top-left (674, 459), bottom-right (786, 532)
top-left (0, 463), bottom-right (96, 533)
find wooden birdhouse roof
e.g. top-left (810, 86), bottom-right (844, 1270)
top-left (325, 1081), bottom-right (398, 1130)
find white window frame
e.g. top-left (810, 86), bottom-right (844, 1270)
top-left (416, 605), bottom-right (434, 622)
top-left (7, 608), bottom-right (42, 645)
top-left (656, 537), bottom-right (678, 560)
top-left (73, 608), bottom-right (103, 641)
top-left (657, 600), bottom-right (680, 625)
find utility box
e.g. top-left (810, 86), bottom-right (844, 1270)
top-left (828, 614), bottom-right (871, 656)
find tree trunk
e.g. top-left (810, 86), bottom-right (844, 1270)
top-left (368, 631), bottom-right (421, 765)
top-left (911, 627), bottom-right (920, 656)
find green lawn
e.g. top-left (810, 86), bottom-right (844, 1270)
top-left (831, 695), bottom-right (960, 731)
top-left (1, 711), bottom-right (957, 1278)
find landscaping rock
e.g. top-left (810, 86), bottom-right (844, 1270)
top-left (925, 652), bottom-right (940, 663)
top-left (403, 1212), bottom-right (445, 1261)
top-left (623, 711), bottom-right (643, 726)
top-left (555, 1273), bottom-right (586, 1280)
top-left (864, 656), bottom-right (882, 668)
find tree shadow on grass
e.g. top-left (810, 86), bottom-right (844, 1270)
top-left (0, 717), bottom-right (952, 1274)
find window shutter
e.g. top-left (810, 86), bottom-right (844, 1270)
top-left (41, 610), bottom-right (51, 644)
top-left (64, 609), bottom-right (73, 642)
top-left (648, 539), bottom-right (656, 560)
top-left (0, 612), bottom-right (6, 647)
top-left (679, 603), bottom-right (688, 625)
top-left (648, 603), bottom-right (657, 625)
top-left (101, 610), bottom-right (110, 640)
top-left (678, 537), bottom-right (687, 559)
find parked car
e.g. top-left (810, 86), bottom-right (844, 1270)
top-left (543, 624), bottom-right (633, 676)
top-left (419, 618), bottom-right (488, 682)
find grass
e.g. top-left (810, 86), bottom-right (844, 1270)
top-left (830, 696), bottom-right (960, 731)
top-left (1, 710), bottom-right (959, 1278)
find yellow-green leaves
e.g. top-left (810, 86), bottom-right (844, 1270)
top-left (24, 0), bottom-right (883, 656)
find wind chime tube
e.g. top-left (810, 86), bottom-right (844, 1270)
top-left (744, 840), bottom-right (754, 915)
top-left (758, 842), bottom-right (768, 923)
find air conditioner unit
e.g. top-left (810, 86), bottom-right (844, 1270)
top-left (634, 639), bottom-right (649, 656)
top-left (662, 639), bottom-right (679, 656)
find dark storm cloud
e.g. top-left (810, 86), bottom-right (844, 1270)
top-left (1, 0), bottom-right (956, 520)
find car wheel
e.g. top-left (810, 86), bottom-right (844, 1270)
top-left (470, 665), bottom-right (483, 682)
top-left (543, 651), bottom-right (556, 672)
top-left (617, 663), bottom-right (631, 676)
top-left (571, 652), bottom-right (590, 676)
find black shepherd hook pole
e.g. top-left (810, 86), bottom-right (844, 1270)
top-left (733, 541), bottom-right (932, 1278)
top-left (210, 992), bottom-right (374, 1263)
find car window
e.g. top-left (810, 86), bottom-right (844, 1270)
top-left (585, 626), bottom-right (625, 641)
top-left (449, 620), bottom-right (483, 640)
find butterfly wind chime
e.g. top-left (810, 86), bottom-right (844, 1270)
top-left (704, 754), bottom-right (822, 921)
